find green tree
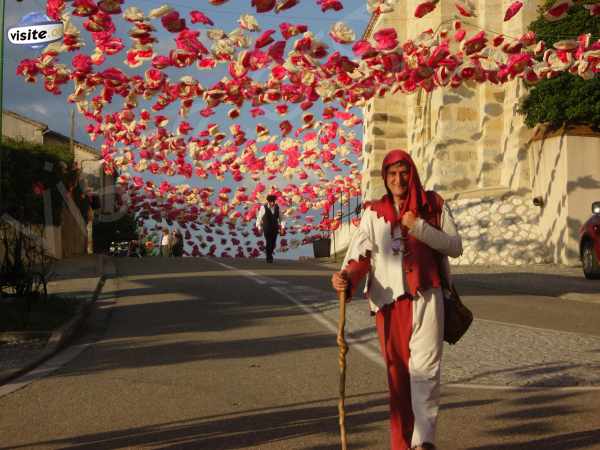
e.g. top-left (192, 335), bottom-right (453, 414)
top-left (519, 1), bottom-right (600, 130)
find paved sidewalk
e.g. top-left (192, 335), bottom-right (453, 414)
top-left (0, 255), bottom-right (107, 385)
top-left (313, 259), bottom-right (600, 387)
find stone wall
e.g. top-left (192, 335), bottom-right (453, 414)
top-left (447, 190), bottom-right (550, 265)
top-left (352, 0), bottom-right (562, 265)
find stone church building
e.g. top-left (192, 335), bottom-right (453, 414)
top-left (339, 0), bottom-right (600, 266)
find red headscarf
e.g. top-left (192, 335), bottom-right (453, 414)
top-left (381, 149), bottom-right (434, 224)
top-left (370, 149), bottom-right (445, 297)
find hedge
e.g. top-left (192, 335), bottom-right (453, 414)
top-left (0, 138), bottom-right (84, 225)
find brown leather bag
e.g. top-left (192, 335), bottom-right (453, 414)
top-left (437, 255), bottom-right (473, 345)
top-left (441, 283), bottom-right (473, 345)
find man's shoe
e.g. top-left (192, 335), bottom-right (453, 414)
top-left (413, 444), bottom-right (436, 450)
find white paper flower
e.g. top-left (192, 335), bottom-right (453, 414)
top-left (329, 22), bottom-right (355, 44)
top-left (148, 5), bottom-right (173, 18)
top-left (238, 14), bottom-right (260, 32)
top-left (124, 6), bottom-right (145, 21)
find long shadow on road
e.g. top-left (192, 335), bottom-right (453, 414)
top-left (0, 393), bottom-right (389, 450)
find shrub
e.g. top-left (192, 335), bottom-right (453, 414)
top-left (519, 1), bottom-right (600, 130)
top-left (0, 138), bottom-right (77, 225)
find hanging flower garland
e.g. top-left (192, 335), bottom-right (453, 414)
top-left (15, 0), bottom-right (600, 257)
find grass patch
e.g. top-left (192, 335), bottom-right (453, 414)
top-left (0, 294), bottom-right (81, 332)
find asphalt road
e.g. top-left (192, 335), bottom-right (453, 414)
top-left (1, 257), bottom-right (600, 450)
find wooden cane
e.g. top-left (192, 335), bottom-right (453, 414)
top-left (337, 289), bottom-right (349, 450)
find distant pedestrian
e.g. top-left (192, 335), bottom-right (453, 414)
top-left (172, 230), bottom-right (184, 257)
top-left (128, 240), bottom-right (141, 258)
top-left (256, 194), bottom-right (282, 263)
top-left (331, 149), bottom-right (463, 450)
top-left (160, 228), bottom-right (171, 257)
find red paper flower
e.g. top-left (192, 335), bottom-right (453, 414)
top-left (373, 28), bottom-right (398, 51)
top-left (544, 1), bottom-right (572, 22)
top-left (255, 30), bottom-right (276, 49)
top-left (32, 181), bottom-right (45, 196)
top-left (504, 1), bottom-right (523, 21)
top-left (190, 11), bottom-right (214, 25)
top-left (279, 23), bottom-right (307, 40)
top-left (455, 1), bottom-right (474, 17)
top-left (161, 11), bottom-right (186, 33)
top-left (317, 0), bottom-right (343, 12)
top-left (252, 0), bottom-right (276, 12)
top-left (415, 1), bottom-right (437, 18)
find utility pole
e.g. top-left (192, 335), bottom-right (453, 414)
top-left (0, 0), bottom-right (10, 215)
top-left (70, 108), bottom-right (75, 157)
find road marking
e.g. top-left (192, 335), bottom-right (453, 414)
top-left (270, 286), bottom-right (385, 367)
top-left (214, 262), bottom-right (268, 285)
top-left (216, 262), bottom-right (600, 392)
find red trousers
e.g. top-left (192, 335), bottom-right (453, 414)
top-left (376, 290), bottom-right (444, 450)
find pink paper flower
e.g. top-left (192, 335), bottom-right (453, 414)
top-left (317, 0), bottom-right (344, 12)
top-left (454, 29), bottom-right (466, 42)
top-left (414, 0), bottom-right (437, 18)
top-left (373, 28), bottom-right (398, 51)
top-left (279, 22), bottom-right (307, 40)
top-left (268, 41), bottom-right (286, 64)
top-left (190, 11), bottom-right (214, 25)
top-left (352, 40), bottom-right (376, 58)
top-left (455, 1), bottom-right (474, 17)
top-left (255, 30), bottom-right (276, 48)
top-left (504, 1), bottom-right (523, 21)
top-left (544, 0), bottom-right (572, 22)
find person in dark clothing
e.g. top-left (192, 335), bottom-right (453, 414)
top-left (256, 194), bottom-right (281, 263)
top-left (171, 230), bottom-right (184, 257)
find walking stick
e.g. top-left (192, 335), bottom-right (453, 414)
top-left (337, 289), bottom-right (349, 450)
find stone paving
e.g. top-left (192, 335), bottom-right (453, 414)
top-left (274, 282), bottom-right (600, 388)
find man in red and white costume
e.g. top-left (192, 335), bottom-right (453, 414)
top-left (332, 149), bottom-right (462, 450)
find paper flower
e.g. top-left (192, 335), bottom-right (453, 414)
top-left (329, 22), bottom-right (356, 44)
top-left (455, 0), bottom-right (475, 17)
top-left (190, 11), bottom-right (214, 26)
top-left (543, 0), bottom-right (572, 22)
top-left (415, 0), bottom-right (438, 18)
top-left (503, 1), bottom-right (523, 21)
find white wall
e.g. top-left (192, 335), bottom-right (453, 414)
top-left (531, 133), bottom-right (600, 265)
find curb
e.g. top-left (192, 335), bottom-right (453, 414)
top-left (0, 255), bottom-right (113, 386)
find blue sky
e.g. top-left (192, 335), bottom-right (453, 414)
top-left (3, 0), bottom-right (372, 259)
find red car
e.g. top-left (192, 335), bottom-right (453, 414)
top-left (580, 201), bottom-right (600, 279)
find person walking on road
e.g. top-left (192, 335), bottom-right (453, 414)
top-left (172, 230), bottom-right (184, 257)
top-left (331, 149), bottom-right (463, 450)
top-left (256, 194), bottom-right (282, 263)
top-left (160, 228), bottom-right (171, 257)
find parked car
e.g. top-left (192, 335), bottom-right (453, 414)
top-left (109, 240), bottom-right (129, 257)
top-left (579, 201), bottom-right (600, 279)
